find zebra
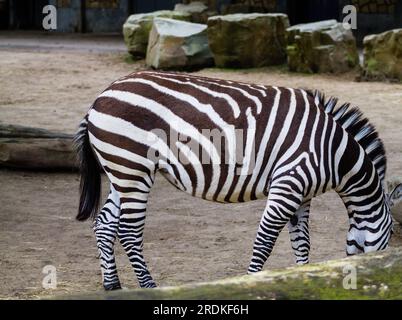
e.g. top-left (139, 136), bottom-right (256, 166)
top-left (75, 70), bottom-right (402, 290)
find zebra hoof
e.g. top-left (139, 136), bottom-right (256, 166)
top-left (290, 215), bottom-right (299, 226)
top-left (103, 282), bottom-right (122, 291)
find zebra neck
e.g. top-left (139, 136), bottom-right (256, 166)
top-left (338, 156), bottom-right (385, 216)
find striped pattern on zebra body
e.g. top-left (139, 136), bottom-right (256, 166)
top-left (75, 70), bottom-right (401, 290)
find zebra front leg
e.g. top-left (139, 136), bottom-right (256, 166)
top-left (288, 199), bottom-right (311, 265)
top-left (248, 178), bottom-right (304, 273)
top-left (93, 185), bottom-right (121, 290)
top-left (117, 187), bottom-right (156, 288)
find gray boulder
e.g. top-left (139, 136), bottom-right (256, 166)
top-left (123, 10), bottom-right (191, 57)
top-left (146, 18), bottom-right (214, 70)
top-left (286, 20), bottom-right (359, 73)
top-left (362, 29), bottom-right (402, 82)
top-left (207, 13), bottom-right (290, 68)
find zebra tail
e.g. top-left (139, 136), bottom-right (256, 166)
top-left (74, 115), bottom-right (101, 221)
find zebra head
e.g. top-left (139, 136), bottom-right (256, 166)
top-left (346, 183), bottom-right (397, 256)
top-left (388, 183), bottom-right (402, 225)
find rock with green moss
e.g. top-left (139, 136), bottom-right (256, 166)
top-left (146, 18), bottom-right (214, 70)
top-left (362, 29), bottom-right (402, 82)
top-left (57, 248), bottom-right (402, 299)
top-left (207, 13), bottom-right (290, 68)
top-left (286, 20), bottom-right (359, 74)
top-left (123, 10), bottom-right (191, 58)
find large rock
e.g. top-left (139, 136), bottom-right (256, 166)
top-left (174, 1), bottom-right (216, 23)
top-left (207, 13), bottom-right (290, 68)
top-left (362, 29), bottom-right (402, 82)
top-left (286, 20), bottom-right (359, 73)
top-left (123, 10), bottom-right (191, 58)
top-left (146, 18), bottom-right (214, 70)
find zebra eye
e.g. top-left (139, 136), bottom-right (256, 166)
top-left (389, 184), bottom-right (402, 225)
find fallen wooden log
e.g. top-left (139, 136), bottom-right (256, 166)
top-left (0, 124), bottom-right (73, 139)
top-left (0, 124), bottom-right (77, 170)
top-left (57, 247), bottom-right (402, 300)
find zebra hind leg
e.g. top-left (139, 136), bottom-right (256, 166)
top-left (248, 176), bottom-right (304, 273)
top-left (93, 184), bottom-right (121, 290)
top-left (288, 199), bottom-right (311, 265)
top-left (116, 178), bottom-right (156, 288)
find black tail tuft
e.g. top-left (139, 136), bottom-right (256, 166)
top-left (74, 116), bottom-right (101, 221)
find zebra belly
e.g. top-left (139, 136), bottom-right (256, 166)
top-left (158, 161), bottom-right (269, 203)
top-left (87, 109), bottom-right (272, 204)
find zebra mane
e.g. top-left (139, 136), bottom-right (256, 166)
top-left (308, 90), bottom-right (387, 183)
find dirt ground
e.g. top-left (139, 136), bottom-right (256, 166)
top-left (0, 33), bottom-right (401, 299)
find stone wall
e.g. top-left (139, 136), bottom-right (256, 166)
top-left (345, 0), bottom-right (402, 44)
top-left (351, 0), bottom-right (397, 14)
top-left (49, 0), bottom-right (129, 32)
top-left (221, 0), bottom-right (277, 14)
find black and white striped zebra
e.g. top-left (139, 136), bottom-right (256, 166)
top-left (75, 71), bottom-right (402, 290)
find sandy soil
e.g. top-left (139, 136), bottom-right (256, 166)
top-left (0, 33), bottom-right (401, 299)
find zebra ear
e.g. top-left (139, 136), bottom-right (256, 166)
top-left (389, 183), bottom-right (402, 224)
top-left (390, 184), bottom-right (402, 206)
